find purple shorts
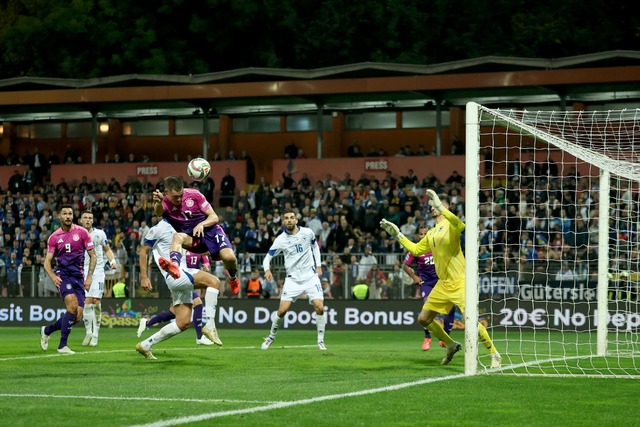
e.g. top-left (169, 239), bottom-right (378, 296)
top-left (420, 282), bottom-right (436, 301)
top-left (58, 275), bottom-right (86, 307)
top-left (189, 224), bottom-right (232, 261)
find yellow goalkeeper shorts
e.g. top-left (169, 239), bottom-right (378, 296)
top-left (423, 279), bottom-right (465, 314)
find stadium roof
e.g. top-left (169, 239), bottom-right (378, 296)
top-left (1, 50), bottom-right (639, 121)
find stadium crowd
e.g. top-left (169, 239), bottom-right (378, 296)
top-left (1, 147), bottom-right (634, 301)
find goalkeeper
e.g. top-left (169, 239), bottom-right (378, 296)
top-left (380, 190), bottom-right (501, 368)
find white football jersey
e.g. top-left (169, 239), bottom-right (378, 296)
top-left (84, 227), bottom-right (109, 276)
top-left (263, 226), bottom-right (321, 281)
top-left (143, 219), bottom-right (186, 270)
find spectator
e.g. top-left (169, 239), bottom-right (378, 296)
top-left (400, 216), bottom-right (417, 238)
top-left (48, 149), bottom-right (60, 166)
top-left (284, 141), bottom-right (299, 159)
top-left (219, 168), bottom-right (236, 207)
top-left (306, 209), bottom-right (322, 237)
top-left (321, 277), bottom-right (333, 299)
top-left (366, 264), bottom-right (387, 299)
top-left (451, 136), bottom-right (464, 154)
top-left (445, 170), bottom-right (464, 186)
top-left (347, 140), bottom-right (362, 158)
top-left (318, 221), bottom-right (333, 252)
top-left (271, 181), bottom-right (285, 202)
top-left (415, 144), bottom-right (428, 156)
top-left (31, 147), bottom-right (47, 185)
top-left (555, 261), bottom-right (575, 282)
top-left (8, 170), bottom-right (22, 193)
top-left (244, 269), bottom-right (262, 298)
top-left (387, 259), bottom-right (411, 299)
top-left (198, 175), bottom-right (215, 203)
top-left (238, 251), bottom-right (255, 291)
top-left (282, 171), bottom-right (295, 190)
top-left (298, 172), bottom-right (311, 189)
top-left (260, 271), bottom-right (278, 298)
top-left (35, 254), bottom-right (56, 297)
top-left (6, 252), bottom-right (20, 297)
top-left (333, 216), bottom-right (355, 252)
top-left (358, 245), bottom-right (377, 280)
top-left (384, 170), bottom-right (398, 189)
top-left (63, 144), bottom-right (77, 163)
top-left (331, 255), bottom-right (346, 299)
top-left (339, 172), bottom-right (354, 190)
top-left (256, 217), bottom-right (271, 252)
top-left (241, 150), bottom-right (256, 185)
top-left (400, 169), bottom-right (419, 189)
top-left (323, 173), bottom-right (337, 189)
top-left (356, 173), bottom-right (371, 188)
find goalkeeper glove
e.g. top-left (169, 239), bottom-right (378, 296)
top-left (379, 219), bottom-right (405, 240)
top-left (426, 189), bottom-right (444, 214)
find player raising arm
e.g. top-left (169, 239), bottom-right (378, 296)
top-left (403, 226), bottom-right (456, 351)
top-left (381, 190), bottom-right (501, 367)
top-left (135, 219), bottom-right (223, 360)
top-left (152, 176), bottom-right (240, 295)
top-left (261, 210), bottom-right (327, 350)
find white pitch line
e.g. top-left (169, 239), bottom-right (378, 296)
top-left (0, 344), bottom-right (316, 362)
top-left (128, 373), bottom-right (469, 427)
top-left (126, 354), bottom-right (640, 426)
top-left (0, 393), bottom-right (282, 404)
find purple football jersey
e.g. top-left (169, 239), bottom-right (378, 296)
top-left (185, 250), bottom-right (210, 269)
top-left (47, 224), bottom-right (94, 280)
top-left (162, 188), bottom-right (210, 234)
top-left (404, 251), bottom-right (437, 287)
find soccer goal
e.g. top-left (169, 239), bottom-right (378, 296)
top-left (464, 102), bottom-right (640, 376)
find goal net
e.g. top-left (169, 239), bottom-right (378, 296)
top-left (464, 102), bottom-right (640, 377)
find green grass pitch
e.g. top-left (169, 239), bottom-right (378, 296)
top-left (0, 327), bottom-right (638, 426)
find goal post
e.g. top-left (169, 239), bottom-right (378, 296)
top-left (465, 102), bottom-right (481, 375)
top-left (464, 102), bottom-right (640, 376)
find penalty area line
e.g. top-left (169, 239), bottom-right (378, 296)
top-left (128, 373), bottom-right (469, 427)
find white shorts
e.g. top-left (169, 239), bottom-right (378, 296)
top-left (86, 272), bottom-right (106, 299)
top-left (165, 267), bottom-right (198, 306)
top-left (281, 275), bottom-right (324, 303)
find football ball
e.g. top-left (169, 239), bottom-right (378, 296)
top-left (187, 157), bottom-right (211, 181)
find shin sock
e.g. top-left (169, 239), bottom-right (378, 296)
top-left (59, 311), bottom-right (76, 349)
top-left (83, 304), bottom-right (94, 335)
top-left (269, 312), bottom-right (283, 337)
top-left (143, 322), bottom-right (182, 349)
top-left (192, 305), bottom-right (204, 339)
top-left (147, 311), bottom-right (176, 327)
top-left (316, 313), bottom-right (326, 342)
top-left (478, 322), bottom-right (497, 354)
top-left (204, 287), bottom-right (219, 330)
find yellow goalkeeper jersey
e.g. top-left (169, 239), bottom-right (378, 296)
top-left (398, 208), bottom-right (465, 292)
